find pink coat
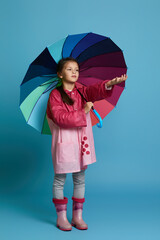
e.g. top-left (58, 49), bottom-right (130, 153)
top-left (46, 80), bottom-right (114, 174)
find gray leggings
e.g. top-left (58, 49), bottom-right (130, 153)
top-left (53, 169), bottom-right (85, 199)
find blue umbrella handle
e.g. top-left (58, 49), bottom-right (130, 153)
top-left (91, 107), bottom-right (103, 128)
top-left (76, 88), bottom-right (103, 128)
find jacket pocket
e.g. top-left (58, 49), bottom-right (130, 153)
top-left (56, 141), bottom-right (79, 163)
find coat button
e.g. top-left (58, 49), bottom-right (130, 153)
top-left (83, 136), bottom-right (87, 140)
top-left (84, 144), bottom-right (89, 148)
top-left (86, 151), bottom-right (90, 155)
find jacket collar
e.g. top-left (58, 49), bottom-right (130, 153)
top-left (63, 82), bottom-right (79, 93)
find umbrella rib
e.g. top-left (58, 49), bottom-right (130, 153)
top-left (20, 73), bottom-right (57, 87)
top-left (62, 34), bottom-right (69, 58)
top-left (75, 37), bottom-right (110, 60)
top-left (70, 32), bottom-right (91, 57)
top-left (79, 51), bottom-right (126, 69)
top-left (40, 79), bottom-right (56, 86)
top-left (41, 112), bottom-right (48, 134)
top-left (43, 85), bottom-right (56, 93)
top-left (80, 66), bottom-right (127, 73)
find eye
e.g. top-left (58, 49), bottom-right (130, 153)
top-left (76, 69), bottom-right (79, 71)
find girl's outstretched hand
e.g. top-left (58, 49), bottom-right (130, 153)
top-left (106, 74), bottom-right (128, 87)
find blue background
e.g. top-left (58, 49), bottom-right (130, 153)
top-left (0, 0), bottom-right (160, 239)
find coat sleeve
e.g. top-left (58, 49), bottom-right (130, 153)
top-left (48, 91), bottom-right (87, 128)
top-left (80, 80), bottom-right (114, 102)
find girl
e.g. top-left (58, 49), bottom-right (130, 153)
top-left (46, 57), bottom-right (127, 231)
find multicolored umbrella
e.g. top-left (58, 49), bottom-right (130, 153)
top-left (19, 32), bottom-right (127, 135)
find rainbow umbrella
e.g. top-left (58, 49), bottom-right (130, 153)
top-left (19, 32), bottom-right (127, 135)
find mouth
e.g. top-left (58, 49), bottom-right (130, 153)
top-left (72, 76), bottom-right (76, 78)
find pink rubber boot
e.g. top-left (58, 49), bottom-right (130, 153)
top-left (71, 197), bottom-right (88, 230)
top-left (52, 197), bottom-right (72, 231)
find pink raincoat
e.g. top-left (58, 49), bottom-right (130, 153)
top-left (46, 80), bottom-right (114, 174)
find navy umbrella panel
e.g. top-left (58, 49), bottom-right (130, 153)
top-left (21, 49), bottom-right (57, 84)
top-left (19, 32), bottom-right (127, 134)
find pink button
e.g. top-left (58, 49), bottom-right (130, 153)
top-left (82, 148), bottom-right (86, 152)
top-left (84, 144), bottom-right (88, 148)
top-left (86, 151), bottom-right (90, 155)
top-left (83, 136), bottom-right (87, 140)
top-left (81, 141), bottom-right (85, 145)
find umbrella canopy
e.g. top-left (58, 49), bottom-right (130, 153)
top-left (19, 32), bottom-right (127, 135)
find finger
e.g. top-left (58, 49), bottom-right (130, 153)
top-left (112, 78), bottom-right (117, 84)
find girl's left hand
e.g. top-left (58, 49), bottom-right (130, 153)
top-left (106, 74), bottom-right (128, 87)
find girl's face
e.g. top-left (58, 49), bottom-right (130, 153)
top-left (57, 61), bottom-right (79, 83)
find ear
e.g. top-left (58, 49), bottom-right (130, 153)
top-left (57, 72), bottom-right (63, 79)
